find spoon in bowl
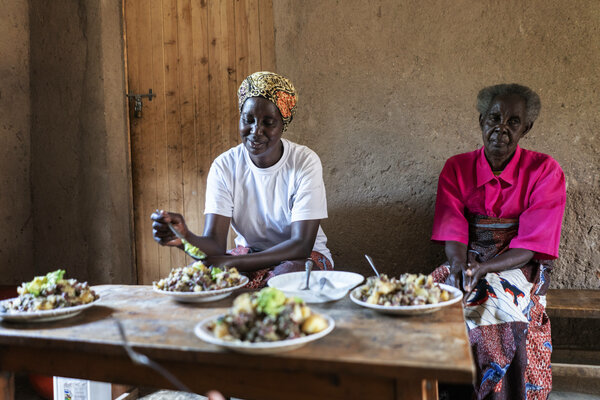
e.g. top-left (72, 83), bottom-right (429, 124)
top-left (299, 259), bottom-right (314, 290)
top-left (364, 254), bottom-right (380, 278)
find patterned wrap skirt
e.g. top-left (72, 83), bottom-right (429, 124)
top-left (228, 246), bottom-right (333, 289)
top-left (432, 214), bottom-right (553, 400)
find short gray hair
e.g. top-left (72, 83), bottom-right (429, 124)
top-left (476, 84), bottom-right (541, 124)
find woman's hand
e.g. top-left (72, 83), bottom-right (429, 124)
top-left (150, 210), bottom-right (189, 247)
top-left (446, 261), bottom-right (467, 290)
top-left (463, 251), bottom-right (487, 298)
top-left (444, 241), bottom-right (469, 291)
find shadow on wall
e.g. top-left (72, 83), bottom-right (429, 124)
top-left (323, 203), bottom-right (447, 277)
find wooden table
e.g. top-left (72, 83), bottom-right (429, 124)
top-left (0, 285), bottom-right (474, 400)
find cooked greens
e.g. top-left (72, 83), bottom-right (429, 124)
top-left (182, 239), bottom-right (207, 260)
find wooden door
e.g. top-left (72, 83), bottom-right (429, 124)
top-left (123, 0), bottom-right (275, 284)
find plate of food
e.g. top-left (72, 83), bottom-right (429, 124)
top-left (350, 273), bottom-right (462, 315)
top-left (153, 261), bottom-right (249, 303)
top-left (194, 287), bottom-right (335, 354)
top-left (0, 269), bottom-right (100, 323)
top-left (267, 270), bottom-right (364, 303)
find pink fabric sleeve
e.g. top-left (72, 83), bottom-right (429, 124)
top-left (431, 160), bottom-right (469, 244)
top-left (510, 160), bottom-right (566, 259)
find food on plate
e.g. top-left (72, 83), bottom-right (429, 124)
top-left (208, 287), bottom-right (329, 342)
top-left (353, 273), bottom-right (450, 306)
top-left (154, 261), bottom-right (243, 292)
top-left (0, 269), bottom-right (98, 312)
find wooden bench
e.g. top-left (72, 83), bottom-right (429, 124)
top-left (546, 289), bottom-right (600, 395)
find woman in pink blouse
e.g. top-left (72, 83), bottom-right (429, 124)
top-left (431, 84), bottom-right (565, 400)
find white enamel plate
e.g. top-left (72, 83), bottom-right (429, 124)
top-left (153, 276), bottom-right (249, 303)
top-left (0, 298), bottom-right (100, 323)
top-left (194, 313), bottom-right (335, 354)
top-left (349, 283), bottom-right (463, 315)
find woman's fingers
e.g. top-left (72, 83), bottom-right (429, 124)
top-left (150, 210), bottom-right (180, 245)
top-left (206, 391), bottom-right (226, 400)
top-left (150, 209), bottom-right (168, 221)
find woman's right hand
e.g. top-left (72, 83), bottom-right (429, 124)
top-left (150, 209), bottom-right (188, 247)
top-left (444, 240), bottom-right (469, 292)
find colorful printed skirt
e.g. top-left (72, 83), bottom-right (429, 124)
top-left (432, 214), bottom-right (553, 400)
top-left (228, 246), bottom-right (333, 289)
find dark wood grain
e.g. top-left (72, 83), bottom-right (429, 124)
top-left (0, 285), bottom-right (474, 399)
top-left (546, 289), bottom-right (600, 319)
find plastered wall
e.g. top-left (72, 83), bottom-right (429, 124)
top-left (273, 0), bottom-right (599, 288)
top-left (0, 0), bottom-right (33, 283)
top-left (28, 0), bottom-right (134, 284)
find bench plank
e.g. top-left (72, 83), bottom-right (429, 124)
top-left (552, 363), bottom-right (600, 395)
top-left (546, 289), bottom-right (600, 319)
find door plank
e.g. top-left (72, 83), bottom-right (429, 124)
top-left (148, 0), bottom-right (172, 283)
top-left (207, 0), bottom-right (224, 165)
top-left (128, 0), bottom-right (161, 285)
top-left (162, 0), bottom-right (186, 273)
top-left (258, 0), bottom-right (275, 71)
top-left (225, 0), bottom-right (239, 150)
top-left (245, 0), bottom-right (262, 74)
top-left (191, 0), bottom-right (210, 238)
top-left (177, 0), bottom-right (201, 257)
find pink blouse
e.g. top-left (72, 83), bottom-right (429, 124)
top-left (432, 145), bottom-right (566, 259)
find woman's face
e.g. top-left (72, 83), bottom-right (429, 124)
top-left (480, 94), bottom-right (532, 166)
top-left (239, 96), bottom-right (284, 168)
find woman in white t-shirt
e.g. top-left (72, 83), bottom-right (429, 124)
top-left (151, 72), bottom-right (333, 288)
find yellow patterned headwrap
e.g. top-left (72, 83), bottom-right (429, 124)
top-left (237, 71), bottom-right (298, 131)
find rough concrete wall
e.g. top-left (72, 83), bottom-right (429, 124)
top-left (29, 0), bottom-right (134, 284)
top-left (0, 0), bottom-right (34, 283)
top-left (273, 0), bottom-right (600, 289)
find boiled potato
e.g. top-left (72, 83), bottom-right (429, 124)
top-left (301, 314), bottom-right (328, 334)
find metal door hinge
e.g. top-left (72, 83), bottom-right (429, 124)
top-left (126, 89), bottom-right (155, 118)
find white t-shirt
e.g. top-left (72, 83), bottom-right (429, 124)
top-left (204, 138), bottom-right (333, 265)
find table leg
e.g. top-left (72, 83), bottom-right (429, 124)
top-left (395, 379), bottom-right (438, 400)
top-left (0, 371), bottom-right (14, 400)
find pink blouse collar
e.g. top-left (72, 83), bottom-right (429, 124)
top-left (476, 145), bottom-right (522, 188)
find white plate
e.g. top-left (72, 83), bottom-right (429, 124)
top-left (267, 271), bottom-right (364, 303)
top-left (349, 283), bottom-right (463, 315)
top-left (194, 313), bottom-right (335, 354)
top-left (153, 276), bottom-right (249, 303)
top-left (0, 298), bottom-right (100, 323)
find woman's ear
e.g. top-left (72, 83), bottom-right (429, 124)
top-left (522, 121), bottom-right (534, 137)
top-left (479, 114), bottom-right (484, 127)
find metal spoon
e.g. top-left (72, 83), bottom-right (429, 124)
top-left (114, 318), bottom-right (192, 393)
top-left (168, 223), bottom-right (206, 260)
top-left (364, 254), bottom-right (380, 277)
top-left (167, 222), bottom-right (186, 241)
top-left (318, 276), bottom-right (335, 292)
top-left (300, 259), bottom-right (314, 290)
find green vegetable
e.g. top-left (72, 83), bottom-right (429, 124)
top-left (255, 288), bottom-right (286, 316)
top-left (182, 239), bottom-right (206, 260)
top-left (210, 267), bottom-right (223, 279)
top-left (24, 269), bottom-right (66, 296)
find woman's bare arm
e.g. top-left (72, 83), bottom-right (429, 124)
top-left (203, 219), bottom-right (321, 272)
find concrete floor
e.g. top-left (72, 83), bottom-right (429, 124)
top-left (14, 377), bottom-right (600, 400)
top-left (137, 390), bottom-right (600, 400)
